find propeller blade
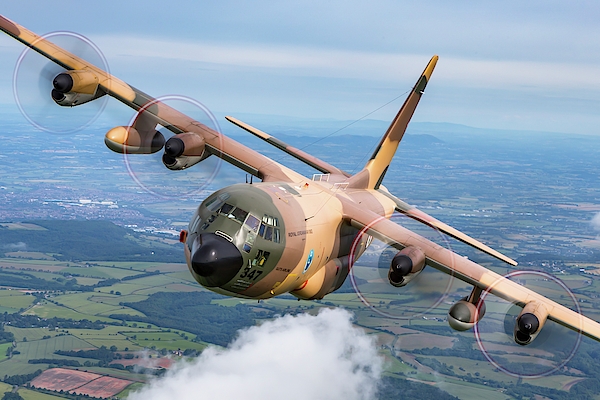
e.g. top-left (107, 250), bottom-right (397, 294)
top-left (13, 31), bottom-right (109, 134)
top-left (348, 213), bottom-right (455, 320)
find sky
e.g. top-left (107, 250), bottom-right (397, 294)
top-left (1, 1), bottom-right (600, 135)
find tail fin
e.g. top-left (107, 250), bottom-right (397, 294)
top-left (351, 56), bottom-right (438, 189)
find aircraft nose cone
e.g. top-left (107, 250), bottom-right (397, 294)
top-left (191, 233), bottom-right (243, 287)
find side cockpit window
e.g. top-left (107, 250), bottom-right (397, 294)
top-left (189, 215), bottom-right (201, 233)
top-left (258, 215), bottom-right (281, 243)
top-left (245, 214), bottom-right (260, 232)
top-left (205, 192), bottom-right (229, 212)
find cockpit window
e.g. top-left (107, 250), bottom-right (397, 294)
top-left (205, 197), bottom-right (223, 212)
top-left (257, 215), bottom-right (282, 243)
top-left (245, 214), bottom-right (260, 232)
top-left (264, 226), bottom-right (273, 241)
top-left (219, 203), bottom-right (234, 215)
top-left (189, 215), bottom-right (201, 232)
top-left (230, 207), bottom-right (248, 224)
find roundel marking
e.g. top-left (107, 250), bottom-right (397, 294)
top-left (303, 249), bottom-right (314, 273)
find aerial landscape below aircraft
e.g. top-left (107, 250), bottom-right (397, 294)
top-left (1, 13), bottom-right (600, 352)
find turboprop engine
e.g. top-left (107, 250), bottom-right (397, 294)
top-left (514, 302), bottom-right (548, 345)
top-left (162, 132), bottom-right (208, 170)
top-left (51, 70), bottom-right (105, 106)
top-left (387, 246), bottom-right (426, 287)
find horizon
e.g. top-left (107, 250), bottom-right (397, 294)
top-left (0, 2), bottom-right (599, 136)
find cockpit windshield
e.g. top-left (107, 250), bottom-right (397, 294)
top-left (198, 192), bottom-right (282, 247)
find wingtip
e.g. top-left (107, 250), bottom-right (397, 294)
top-left (0, 15), bottom-right (21, 37)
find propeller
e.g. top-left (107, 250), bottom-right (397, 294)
top-left (473, 270), bottom-right (582, 378)
top-left (13, 31), bottom-right (109, 134)
top-left (348, 212), bottom-right (455, 320)
top-left (121, 95), bottom-right (224, 201)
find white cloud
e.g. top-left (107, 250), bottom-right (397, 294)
top-left (95, 35), bottom-right (600, 92)
top-left (3, 242), bottom-right (26, 250)
top-left (591, 213), bottom-right (600, 231)
top-left (127, 308), bottom-right (382, 400)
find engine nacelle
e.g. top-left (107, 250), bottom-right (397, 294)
top-left (51, 70), bottom-right (104, 106)
top-left (104, 126), bottom-right (165, 154)
top-left (448, 297), bottom-right (486, 331)
top-left (514, 302), bottom-right (548, 345)
top-left (388, 246), bottom-right (425, 287)
top-left (162, 132), bottom-right (208, 170)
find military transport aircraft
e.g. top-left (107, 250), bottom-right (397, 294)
top-left (1, 14), bottom-right (600, 349)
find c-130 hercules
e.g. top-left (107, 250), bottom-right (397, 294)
top-left (2, 14), bottom-right (600, 349)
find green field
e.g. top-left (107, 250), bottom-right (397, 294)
top-left (18, 388), bottom-right (68, 400)
top-left (14, 335), bottom-right (93, 359)
top-left (0, 343), bottom-right (11, 362)
top-left (116, 382), bottom-right (144, 399)
top-left (24, 302), bottom-right (118, 323)
top-left (0, 290), bottom-right (36, 312)
top-left (0, 381), bottom-right (14, 395)
top-left (59, 266), bottom-right (141, 279)
top-left (440, 380), bottom-right (512, 400)
top-left (123, 331), bottom-right (208, 351)
top-left (5, 327), bottom-right (59, 342)
top-left (55, 292), bottom-right (146, 318)
top-left (0, 248), bottom-right (599, 399)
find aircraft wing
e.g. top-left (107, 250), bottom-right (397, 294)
top-left (377, 188), bottom-right (518, 266)
top-left (0, 15), bottom-right (305, 183)
top-left (343, 200), bottom-right (600, 342)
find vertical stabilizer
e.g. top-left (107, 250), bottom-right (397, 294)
top-left (350, 56), bottom-right (438, 189)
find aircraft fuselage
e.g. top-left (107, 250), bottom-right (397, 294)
top-left (183, 178), bottom-right (395, 299)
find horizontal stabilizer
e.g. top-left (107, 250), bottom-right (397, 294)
top-left (226, 116), bottom-right (349, 176)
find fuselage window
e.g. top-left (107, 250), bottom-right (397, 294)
top-left (246, 231), bottom-right (256, 245)
top-left (273, 228), bottom-right (280, 243)
top-left (245, 214), bottom-right (260, 232)
top-left (258, 222), bottom-right (266, 237)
